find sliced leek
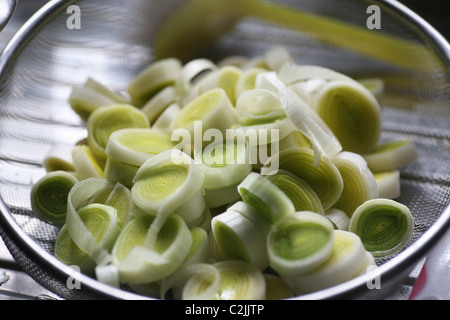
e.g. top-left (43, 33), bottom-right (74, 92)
top-left (349, 198), bottom-right (414, 257)
top-left (332, 151), bottom-right (379, 217)
top-left (267, 170), bottom-right (324, 215)
top-left (264, 45), bottom-right (295, 72)
top-left (212, 260), bottom-right (266, 300)
top-left (237, 172), bottom-right (295, 224)
top-left (111, 212), bottom-right (192, 284)
top-left (30, 170), bottom-right (79, 227)
top-left (235, 88), bottom-right (286, 126)
top-left (104, 182), bottom-right (134, 230)
top-left (267, 211), bottom-right (335, 277)
top-left (363, 140), bottom-right (418, 173)
top-left (69, 78), bottom-right (129, 121)
top-left (66, 178), bottom-right (120, 266)
top-left (373, 170), bottom-right (401, 199)
top-left (283, 230), bottom-right (367, 294)
top-left (87, 104), bottom-right (150, 160)
top-left (258, 71), bottom-right (342, 165)
top-left (358, 78), bottom-right (385, 103)
top-left (184, 227), bottom-right (211, 265)
top-left (43, 143), bottom-right (76, 172)
top-left (234, 67), bottom-right (268, 100)
top-left (173, 88), bottom-right (239, 142)
top-left (311, 79), bottom-right (382, 154)
top-left (54, 224), bottom-right (96, 276)
top-left (141, 86), bottom-right (178, 124)
top-left (151, 103), bottom-right (181, 135)
top-left (195, 139), bottom-right (252, 208)
top-left (71, 144), bottom-right (104, 180)
top-left (128, 58), bottom-right (182, 107)
top-left (212, 208), bottom-right (269, 270)
top-left (131, 149), bottom-right (205, 241)
top-left (104, 128), bottom-right (177, 187)
top-left (177, 58), bottom-right (217, 97)
top-left (325, 208), bottom-right (350, 230)
top-left (264, 148), bottom-right (343, 211)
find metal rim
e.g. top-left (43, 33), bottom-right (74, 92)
top-left (0, 0), bottom-right (449, 300)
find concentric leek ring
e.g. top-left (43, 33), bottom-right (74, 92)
top-left (267, 211), bottom-right (335, 277)
top-left (87, 104), bottom-right (149, 160)
top-left (312, 80), bottom-right (381, 154)
top-left (268, 170), bottom-right (324, 214)
top-left (265, 148), bottom-right (343, 211)
top-left (349, 199), bottom-right (414, 257)
top-left (30, 171), bottom-right (79, 227)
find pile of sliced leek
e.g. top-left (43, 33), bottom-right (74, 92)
top-left (30, 46), bottom-right (418, 300)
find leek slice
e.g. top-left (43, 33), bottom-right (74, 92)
top-left (30, 170), bottom-right (79, 227)
top-left (177, 58), bottom-right (217, 96)
top-left (104, 182), bottom-right (134, 230)
top-left (218, 55), bottom-right (249, 69)
top-left (173, 88), bottom-right (239, 142)
top-left (212, 208), bottom-right (269, 270)
top-left (325, 208), bottom-right (350, 230)
top-left (264, 45), bottom-right (295, 72)
top-left (127, 58), bottom-right (182, 107)
top-left (332, 151), bottom-right (379, 217)
top-left (236, 89), bottom-right (286, 126)
top-left (87, 104), bottom-right (150, 160)
top-left (311, 79), bottom-right (381, 154)
top-left (234, 67), bottom-right (268, 99)
top-left (373, 170), bottom-right (401, 199)
top-left (195, 139), bottom-right (252, 208)
top-left (112, 213), bottom-right (192, 284)
top-left (54, 224), bottom-right (96, 276)
top-left (267, 170), bottom-right (324, 215)
top-left (358, 78), bottom-right (385, 103)
top-left (263, 274), bottom-right (295, 300)
top-left (237, 172), bottom-right (295, 224)
top-left (71, 145), bottom-right (104, 180)
top-left (151, 103), bottom-right (181, 135)
top-left (66, 178), bottom-right (120, 266)
top-left (284, 230), bottom-right (367, 294)
top-left (131, 149), bottom-right (205, 240)
top-left (104, 128), bottom-right (177, 187)
top-left (349, 198), bottom-right (414, 257)
top-left (363, 140), bottom-right (418, 173)
top-left (141, 86), bottom-right (178, 124)
top-left (43, 143), bottom-right (76, 172)
top-left (184, 227), bottom-right (210, 265)
top-left (267, 211), bottom-right (335, 277)
top-left (69, 78), bottom-right (129, 121)
top-left (258, 71), bottom-right (342, 165)
top-left (264, 148), bottom-right (343, 211)
top-left (212, 260), bottom-right (266, 300)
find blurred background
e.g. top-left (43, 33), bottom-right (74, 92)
top-left (0, 0), bottom-right (448, 300)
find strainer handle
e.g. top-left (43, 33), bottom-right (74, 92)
top-left (0, 0), bottom-right (17, 32)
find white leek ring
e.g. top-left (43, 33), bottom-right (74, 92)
top-left (363, 140), bottom-right (418, 173)
top-left (43, 143), bottom-right (76, 172)
top-left (373, 170), bottom-right (401, 199)
top-left (71, 145), bottom-right (104, 180)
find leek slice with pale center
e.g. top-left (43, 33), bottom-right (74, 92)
top-left (127, 58), bottom-right (182, 107)
top-left (131, 149), bottom-right (205, 243)
top-left (141, 86), bottom-right (178, 124)
top-left (151, 103), bottom-right (181, 136)
top-left (331, 151), bottom-right (379, 217)
top-left (267, 170), bottom-right (324, 215)
top-left (173, 88), bottom-right (239, 145)
top-left (267, 211), bottom-right (335, 277)
top-left (104, 128), bottom-right (177, 187)
top-left (43, 143), bottom-right (76, 172)
top-left (264, 148), bottom-right (343, 211)
top-left (234, 67), bottom-right (268, 99)
top-left (87, 104), bottom-right (150, 160)
top-left (283, 230), bottom-right (367, 294)
top-left (263, 274), bottom-right (295, 300)
top-left (30, 170), bottom-right (79, 227)
top-left (212, 260), bottom-right (266, 300)
top-left (111, 212), bottom-right (192, 284)
top-left (195, 139), bottom-right (252, 208)
top-left (363, 140), bottom-right (418, 173)
top-left (349, 198), bottom-right (414, 257)
top-left (325, 208), bottom-right (350, 231)
top-left (237, 172), bottom-right (295, 224)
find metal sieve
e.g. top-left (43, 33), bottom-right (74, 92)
top-left (0, 0), bottom-right (449, 300)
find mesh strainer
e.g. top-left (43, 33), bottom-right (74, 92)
top-left (0, 0), bottom-right (449, 300)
